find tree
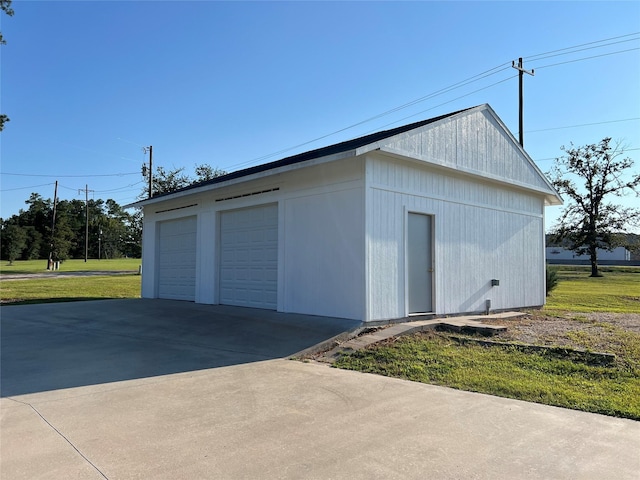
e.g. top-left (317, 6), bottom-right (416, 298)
top-left (0, 0), bottom-right (14, 132)
top-left (140, 166), bottom-right (190, 199)
top-left (548, 137), bottom-right (640, 277)
top-left (1, 193), bottom-right (143, 261)
top-left (195, 164), bottom-right (226, 182)
top-left (1, 222), bottom-right (27, 264)
top-left (139, 163), bottom-right (226, 199)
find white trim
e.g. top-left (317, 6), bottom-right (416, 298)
top-left (126, 151), bottom-right (356, 209)
top-left (378, 146), bottom-right (562, 205)
top-left (371, 183), bottom-right (543, 219)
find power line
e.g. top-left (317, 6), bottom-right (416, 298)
top-left (58, 184), bottom-right (80, 192)
top-left (224, 63), bottom-right (514, 170)
top-left (94, 181), bottom-right (145, 194)
top-left (526, 38), bottom-right (639, 65)
top-left (525, 117), bottom-right (640, 134)
top-left (225, 33), bottom-right (640, 172)
top-left (535, 147), bottom-right (640, 163)
top-left (524, 32), bottom-right (639, 61)
top-left (1, 172), bottom-right (139, 178)
top-left (535, 47), bottom-right (640, 70)
top-left (0, 182), bottom-right (55, 192)
top-left (362, 75), bottom-right (518, 135)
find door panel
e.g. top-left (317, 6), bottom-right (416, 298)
top-left (158, 216), bottom-right (197, 301)
top-left (219, 204), bottom-right (278, 309)
top-left (408, 213), bottom-right (433, 313)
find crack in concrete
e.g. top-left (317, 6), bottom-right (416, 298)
top-left (7, 397), bottom-right (110, 479)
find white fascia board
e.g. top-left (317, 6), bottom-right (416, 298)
top-left (125, 149), bottom-right (358, 209)
top-left (377, 146), bottom-right (563, 206)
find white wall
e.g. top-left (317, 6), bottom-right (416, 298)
top-left (140, 158), bottom-right (366, 320)
top-left (383, 107), bottom-right (552, 193)
top-left (366, 154), bottom-right (546, 320)
top-left (283, 185), bottom-right (365, 320)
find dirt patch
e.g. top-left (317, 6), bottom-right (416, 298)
top-left (482, 311), bottom-right (640, 353)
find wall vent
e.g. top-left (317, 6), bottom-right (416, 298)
top-left (155, 203), bottom-right (198, 214)
top-left (215, 187), bottom-right (280, 202)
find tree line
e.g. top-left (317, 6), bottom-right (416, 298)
top-left (1, 194), bottom-right (142, 263)
top-left (1, 164), bottom-right (225, 264)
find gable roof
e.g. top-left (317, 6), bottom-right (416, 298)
top-left (127, 104), bottom-right (561, 207)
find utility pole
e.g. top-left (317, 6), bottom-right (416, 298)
top-left (143, 145), bottom-right (153, 198)
top-left (512, 57), bottom-right (534, 147)
top-left (47, 181), bottom-right (58, 270)
top-left (78, 184), bottom-right (94, 262)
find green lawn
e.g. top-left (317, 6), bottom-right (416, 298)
top-left (0, 258), bottom-right (142, 304)
top-left (335, 332), bottom-right (640, 420)
top-left (335, 265), bottom-right (640, 420)
top-left (1, 275), bottom-right (141, 304)
top-left (545, 266), bottom-right (640, 313)
top-left (0, 258), bottom-right (141, 275)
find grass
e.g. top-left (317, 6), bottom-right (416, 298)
top-left (335, 332), bottom-right (640, 420)
top-left (0, 258), bottom-right (142, 304)
top-left (335, 265), bottom-right (640, 420)
top-left (545, 266), bottom-right (640, 313)
top-left (1, 275), bottom-right (141, 304)
top-left (0, 258), bottom-right (141, 275)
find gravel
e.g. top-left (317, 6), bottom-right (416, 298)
top-left (483, 311), bottom-right (640, 353)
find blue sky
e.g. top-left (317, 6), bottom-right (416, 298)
top-left (1, 1), bottom-right (639, 232)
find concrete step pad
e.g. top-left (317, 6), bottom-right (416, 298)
top-left (313, 312), bottom-right (523, 363)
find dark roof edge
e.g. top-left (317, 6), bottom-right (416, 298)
top-left (131, 105), bottom-right (480, 205)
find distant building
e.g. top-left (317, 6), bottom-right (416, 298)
top-left (546, 246), bottom-right (631, 262)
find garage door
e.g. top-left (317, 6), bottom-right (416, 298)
top-left (220, 204), bottom-right (278, 309)
top-left (157, 216), bottom-right (197, 301)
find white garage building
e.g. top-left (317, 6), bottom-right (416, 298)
top-left (128, 104), bottom-right (562, 322)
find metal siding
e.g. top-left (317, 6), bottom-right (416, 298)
top-left (140, 216), bottom-right (155, 298)
top-left (196, 210), bottom-right (216, 304)
top-left (284, 186), bottom-right (365, 320)
top-left (384, 109), bottom-right (551, 191)
top-left (367, 156), bottom-right (545, 320)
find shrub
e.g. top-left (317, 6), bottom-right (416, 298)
top-left (546, 266), bottom-right (559, 296)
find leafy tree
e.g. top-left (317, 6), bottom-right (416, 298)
top-left (1, 222), bottom-right (26, 264)
top-left (548, 138), bottom-right (640, 277)
top-left (0, 0), bottom-right (12, 45)
top-left (0, 0), bottom-right (14, 132)
top-left (23, 226), bottom-right (44, 259)
top-left (140, 166), bottom-right (190, 199)
top-left (195, 164), bottom-right (226, 182)
top-left (140, 163), bottom-right (226, 198)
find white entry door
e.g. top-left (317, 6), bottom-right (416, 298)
top-left (407, 213), bottom-right (434, 313)
top-left (157, 216), bottom-right (197, 301)
top-left (219, 204), bottom-right (278, 309)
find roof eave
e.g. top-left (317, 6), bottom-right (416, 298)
top-left (124, 148), bottom-right (358, 209)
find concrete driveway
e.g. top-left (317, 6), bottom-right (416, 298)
top-left (1, 299), bottom-right (639, 479)
top-left (0, 299), bottom-right (359, 397)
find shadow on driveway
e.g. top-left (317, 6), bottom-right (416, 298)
top-left (0, 299), bottom-right (360, 397)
